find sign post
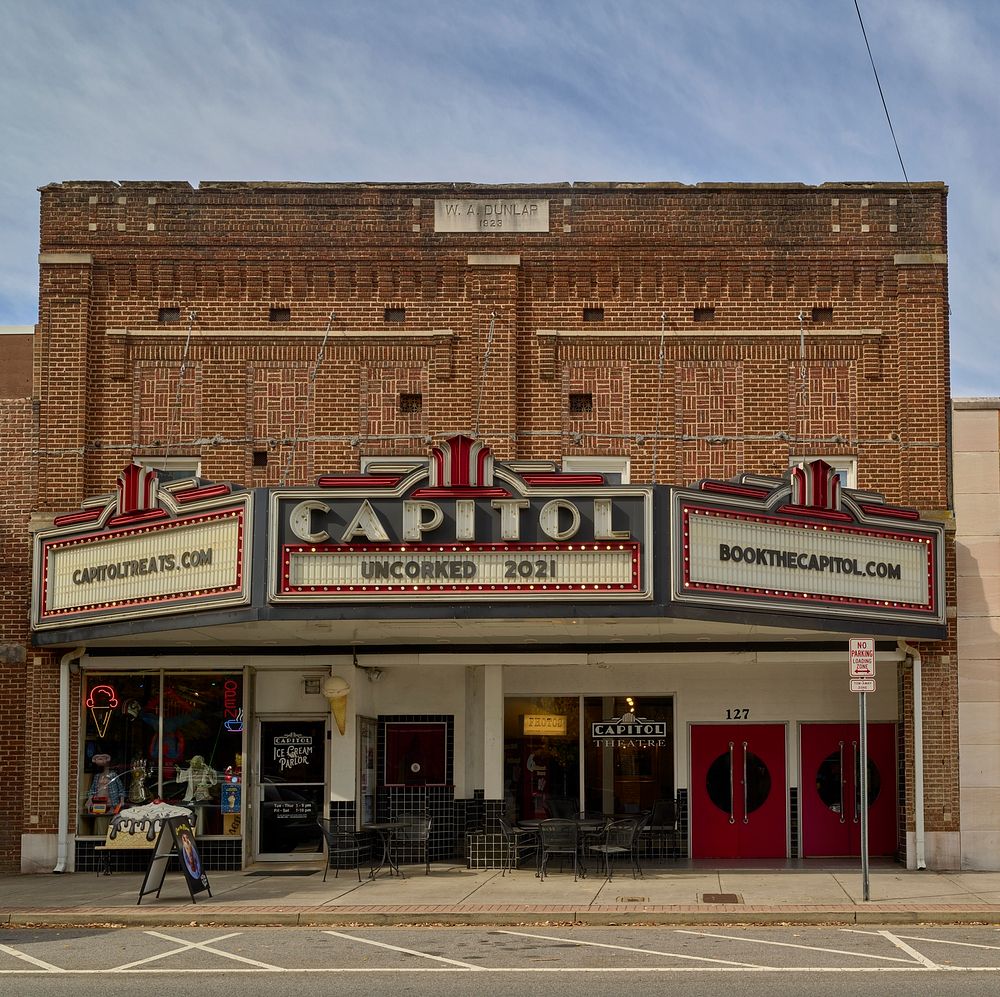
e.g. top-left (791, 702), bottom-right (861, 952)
top-left (849, 637), bottom-right (875, 901)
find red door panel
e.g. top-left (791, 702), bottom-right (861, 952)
top-left (690, 724), bottom-right (787, 859)
top-left (800, 722), bottom-right (896, 857)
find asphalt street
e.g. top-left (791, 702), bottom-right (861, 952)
top-left (4, 925), bottom-right (1000, 996)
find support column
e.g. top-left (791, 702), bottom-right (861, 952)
top-left (483, 664), bottom-right (504, 801)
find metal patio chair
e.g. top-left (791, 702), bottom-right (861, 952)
top-left (643, 798), bottom-right (679, 863)
top-left (498, 816), bottom-right (538, 875)
top-left (389, 810), bottom-right (432, 875)
top-left (537, 818), bottom-right (580, 881)
top-left (587, 816), bottom-right (642, 880)
top-left (316, 817), bottom-right (370, 882)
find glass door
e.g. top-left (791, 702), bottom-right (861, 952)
top-left (255, 718), bottom-right (327, 860)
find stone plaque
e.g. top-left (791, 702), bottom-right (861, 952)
top-left (435, 198), bottom-right (549, 233)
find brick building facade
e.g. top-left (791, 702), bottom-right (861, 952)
top-left (6, 181), bottom-right (962, 874)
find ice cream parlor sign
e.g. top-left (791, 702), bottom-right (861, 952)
top-left (273, 732), bottom-right (314, 772)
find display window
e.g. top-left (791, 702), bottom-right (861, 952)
top-left (79, 672), bottom-right (244, 837)
top-left (503, 694), bottom-right (674, 822)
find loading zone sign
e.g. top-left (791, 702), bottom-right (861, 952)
top-left (849, 637), bottom-right (876, 677)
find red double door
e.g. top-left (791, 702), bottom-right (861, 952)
top-left (800, 722), bottom-right (897, 857)
top-left (690, 722), bottom-right (897, 859)
top-left (690, 724), bottom-right (787, 859)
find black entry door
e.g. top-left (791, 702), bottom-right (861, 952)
top-left (256, 719), bottom-right (327, 858)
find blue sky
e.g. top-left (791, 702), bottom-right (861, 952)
top-left (2, 0), bottom-right (996, 395)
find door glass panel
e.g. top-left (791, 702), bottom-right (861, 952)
top-left (816, 750), bottom-right (843, 812)
top-left (854, 755), bottom-right (882, 808)
top-left (706, 752), bottom-right (732, 814)
top-left (744, 750), bottom-right (771, 814)
top-left (258, 720), bottom-right (325, 855)
top-left (705, 748), bottom-right (771, 815)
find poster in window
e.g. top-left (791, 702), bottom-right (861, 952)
top-left (384, 722), bottom-right (448, 786)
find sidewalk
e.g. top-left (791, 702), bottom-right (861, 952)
top-left (4, 860), bottom-right (1000, 927)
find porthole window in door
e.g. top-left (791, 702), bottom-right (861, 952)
top-left (705, 748), bottom-right (771, 815)
top-left (743, 751), bottom-right (771, 813)
top-left (855, 756), bottom-right (882, 809)
top-left (705, 753), bottom-right (732, 814)
top-left (816, 750), bottom-right (844, 813)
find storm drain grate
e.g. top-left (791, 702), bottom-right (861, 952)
top-left (246, 870), bottom-right (319, 877)
top-left (616, 896), bottom-right (649, 903)
top-left (701, 892), bottom-right (742, 904)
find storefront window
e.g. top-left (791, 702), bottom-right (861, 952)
top-left (79, 672), bottom-right (244, 837)
top-left (583, 696), bottom-right (674, 816)
top-left (503, 695), bottom-right (675, 822)
top-left (504, 696), bottom-right (580, 821)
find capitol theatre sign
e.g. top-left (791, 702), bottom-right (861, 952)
top-left (269, 435), bottom-right (652, 603)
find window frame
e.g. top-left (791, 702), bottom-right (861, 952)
top-left (789, 455), bottom-right (857, 489)
top-left (561, 455), bottom-right (630, 484)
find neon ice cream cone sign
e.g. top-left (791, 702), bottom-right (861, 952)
top-left (86, 684), bottom-right (119, 738)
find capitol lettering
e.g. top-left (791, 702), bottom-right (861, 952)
top-left (288, 497), bottom-right (631, 545)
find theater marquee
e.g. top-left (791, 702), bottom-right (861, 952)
top-left (32, 463), bottom-right (252, 629)
top-left (269, 435), bottom-right (652, 602)
top-left (670, 460), bottom-right (945, 626)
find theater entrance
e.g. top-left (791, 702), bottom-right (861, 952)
top-left (690, 723), bottom-right (787, 859)
top-left (800, 722), bottom-right (897, 857)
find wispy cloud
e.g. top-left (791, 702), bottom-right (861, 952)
top-left (0, 0), bottom-right (996, 393)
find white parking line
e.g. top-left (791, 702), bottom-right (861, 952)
top-left (877, 930), bottom-right (942, 970)
top-left (113, 931), bottom-right (280, 971)
top-left (0, 943), bottom-right (65, 972)
top-left (675, 929), bottom-right (917, 964)
top-left (849, 931), bottom-right (1000, 953)
top-left (496, 928), bottom-right (766, 968)
top-left (324, 930), bottom-right (486, 970)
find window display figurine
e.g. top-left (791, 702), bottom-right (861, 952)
top-left (176, 755), bottom-right (218, 834)
top-left (176, 755), bottom-right (218, 802)
top-left (127, 756), bottom-right (149, 805)
top-left (85, 753), bottom-right (125, 832)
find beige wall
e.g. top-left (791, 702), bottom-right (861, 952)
top-left (954, 400), bottom-right (1000, 869)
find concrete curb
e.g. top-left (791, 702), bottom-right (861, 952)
top-left (5, 906), bottom-right (1000, 928)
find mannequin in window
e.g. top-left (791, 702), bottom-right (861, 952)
top-left (85, 753), bottom-right (125, 833)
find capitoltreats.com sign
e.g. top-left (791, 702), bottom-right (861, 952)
top-left (32, 463), bottom-right (252, 629)
top-left (671, 460), bottom-right (945, 626)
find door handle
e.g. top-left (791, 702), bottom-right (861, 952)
top-left (839, 740), bottom-right (846, 824)
top-left (728, 741), bottom-right (735, 824)
top-left (742, 741), bottom-right (749, 824)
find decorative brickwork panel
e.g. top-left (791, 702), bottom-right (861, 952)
top-left (361, 364), bottom-right (427, 451)
top-left (251, 364), bottom-right (313, 485)
top-left (675, 361), bottom-right (744, 484)
top-left (787, 360), bottom-right (857, 450)
top-left (562, 363), bottom-right (629, 454)
top-left (134, 363), bottom-right (202, 452)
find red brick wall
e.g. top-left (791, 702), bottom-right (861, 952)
top-left (0, 398), bottom-right (36, 869)
top-left (5, 181), bottom-right (955, 871)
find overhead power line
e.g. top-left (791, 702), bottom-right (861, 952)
top-left (854, 0), bottom-right (912, 192)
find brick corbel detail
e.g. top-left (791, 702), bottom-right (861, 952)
top-left (432, 334), bottom-right (457, 380)
top-left (536, 331), bottom-right (557, 380)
